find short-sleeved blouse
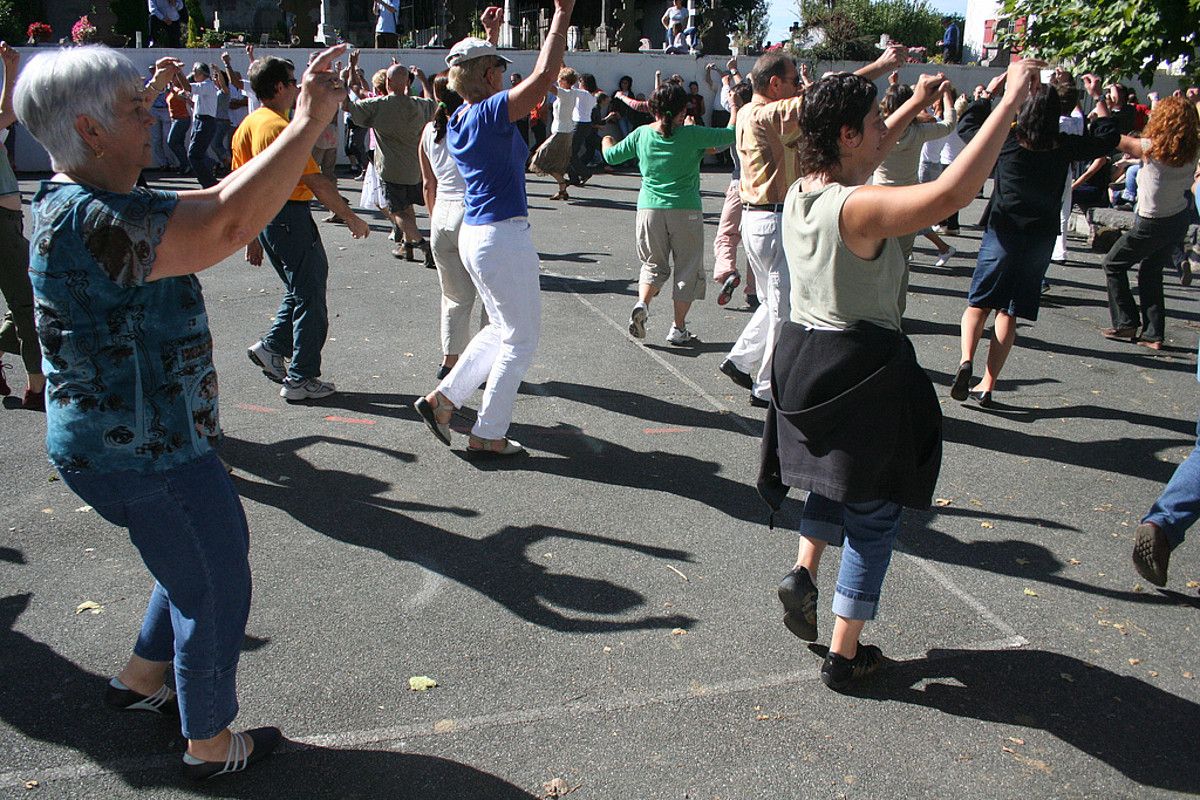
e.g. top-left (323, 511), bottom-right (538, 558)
top-left (29, 182), bottom-right (219, 473)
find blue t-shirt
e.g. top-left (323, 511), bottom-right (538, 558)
top-left (376, 7), bottom-right (397, 34)
top-left (29, 182), bottom-right (220, 473)
top-left (447, 90), bottom-right (528, 225)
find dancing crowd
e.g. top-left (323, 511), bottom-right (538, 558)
top-left (4, 1), bottom-right (1200, 779)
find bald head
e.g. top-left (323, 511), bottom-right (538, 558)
top-left (386, 64), bottom-right (411, 95)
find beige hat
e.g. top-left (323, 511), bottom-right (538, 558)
top-left (446, 37), bottom-right (513, 68)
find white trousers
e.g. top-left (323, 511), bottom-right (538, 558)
top-left (726, 209), bottom-right (789, 400)
top-left (430, 199), bottom-right (486, 355)
top-left (1052, 172), bottom-right (1073, 262)
top-left (438, 217), bottom-right (541, 440)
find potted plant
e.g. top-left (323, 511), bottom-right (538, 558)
top-left (26, 22), bottom-right (53, 45)
top-left (201, 28), bottom-right (226, 48)
top-left (71, 15), bottom-right (98, 45)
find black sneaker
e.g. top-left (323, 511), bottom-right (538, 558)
top-left (1132, 522), bottom-right (1173, 587)
top-left (950, 360), bottom-right (972, 401)
top-left (777, 567), bottom-right (818, 641)
top-left (746, 294), bottom-right (760, 311)
top-left (183, 726), bottom-right (283, 781)
top-left (749, 394), bottom-right (769, 408)
top-left (719, 359), bottom-right (753, 390)
top-left (820, 644), bottom-right (886, 692)
top-left (105, 679), bottom-right (178, 716)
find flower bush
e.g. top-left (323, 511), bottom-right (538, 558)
top-left (26, 21), bottom-right (52, 43)
top-left (71, 15), bottom-right (98, 45)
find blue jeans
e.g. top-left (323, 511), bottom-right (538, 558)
top-left (168, 117), bottom-right (191, 171)
top-left (59, 453), bottom-right (252, 740)
top-left (1144, 412), bottom-right (1200, 548)
top-left (259, 201), bottom-right (331, 381)
top-left (188, 114), bottom-right (219, 188)
top-left (799, 493), bottom-right (903, 620)
top-left (1122, 163), bottom-right (1141, 203)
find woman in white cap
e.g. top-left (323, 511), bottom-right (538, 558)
top-left (414, 0), bottom-right (574, 457)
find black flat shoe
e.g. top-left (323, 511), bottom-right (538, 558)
top-left (413, 395), bottom-right (452, 446)
top-left (749, 394), bottom-right (769, 408)
top-left (1132, 522), bottom-right (1173, 587)
top-left (183, 726), bottom-right (282, 781)
top-left (435, 365), bottom-right (452, 380)
top-left (821, 644), bottom-right (886, 692)
top-left (719, 359), bottom-right (753, 391)
top-left (777, 567), bottom-right (818, 641)
top-left (105, 680), bottom-right (178, 716)
top-left (950, 360), bottom-right (972, 401)
top-left (971, 389), bottom-right (993, 408)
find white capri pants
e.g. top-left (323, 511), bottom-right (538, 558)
top-left (430, 199), bottom-right (486, 355)
top-left (437, 217), bottom-right (541, 440)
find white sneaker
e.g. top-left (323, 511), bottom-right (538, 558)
top-left (934, 245), bottom-right (956, 268)
top-left (247, 341), bottom-right (287, 384)
top-left (629, 303), bottom-right (648, 339)
top-left (930, 225), bottom-right (947, 234)
top-left (280, 377), bottom-right (336, 402)
top-left (666, 326), bottom-right (697, 346)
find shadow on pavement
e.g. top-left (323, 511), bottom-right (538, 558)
top-left (862, 647), bottom-right (1200, 793)
top-left (529, 379), bottom-right (756, 435)
top-left (222, 435), bottom-right (694, 634)
top-left (1, 592), bottom-right (537, 797)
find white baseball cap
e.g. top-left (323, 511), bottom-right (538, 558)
top-left (445, 37), bottom-right (513, 68)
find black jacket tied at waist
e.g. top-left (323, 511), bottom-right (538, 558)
top-left (758, 321), bottom-right (943, 513)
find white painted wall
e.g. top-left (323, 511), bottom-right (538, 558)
top-left (964, 0), bottom-right (1000, 64)
top-left (10, 46), bottom-right (1189, 171)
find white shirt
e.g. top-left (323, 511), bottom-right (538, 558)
top-left (939, 132), bottom-right (965, 165)
top-left (190, 79), bottom-right (218, 117)
top-left (421, 122), bottom-right (466, 203)
top-left (375, 2), bottom-right (398, 34)
top-left (244, 86), bottom-right (260, 114)
top-left (552, 88), bottom-right (585, 133)
top-left (149, 0), bottom-right (183, 23)
top-left (229, 85), bottom-right (248, 126)
top-left (571, 89), bottom-right (596, 124)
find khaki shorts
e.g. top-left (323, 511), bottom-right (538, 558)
top-left (635, 208), bottom-right (707, 302)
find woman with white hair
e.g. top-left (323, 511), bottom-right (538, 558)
top-left (414, 0), bottom-right (575, 457)
top-left (16, 42), bottom-right (350, 779)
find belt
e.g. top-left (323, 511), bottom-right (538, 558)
top-left (744, 203), bottom-right (784, 212)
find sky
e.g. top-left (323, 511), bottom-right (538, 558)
top-left (765, 0), bottom-right (969, 47)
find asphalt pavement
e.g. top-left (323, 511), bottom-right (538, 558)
top-left (1, 167), bottom-right (1199, 799)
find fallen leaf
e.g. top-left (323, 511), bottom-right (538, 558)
top-left (75, 505), bottom-right (92, 513)
top-left (432, 719), bottom-right (456, 733)
top-left (75, 600), bottom-right (103, 615)
top-left (1068, 558), bottom-right (1081, 566)
top-left (602, 646), bottom-right (612, 653)
top-left (542, 777), bottom-right (580, 798)
top-left (1060, 672), bottom-right (1074, 682)
top-left (1148, 670), bottom-right (1159, 678)
top-left (1015, 558), bottom-right (1030, 565)
top-left (666, 564), bottom-right (689, 582)
top-left (1187, 581), bottom-right (1199, 589)
top-left (1128, 658), bottom-right (1142, 665)
top-left (408, 676), bottom-right (437, 691)
top-left (1007, 737), bottom-right (1025, 745)
top-left (981, 521), bottom-right (995, 529)
top-left (1023, 588), bottom-right (1039, 597)
top-left (1001, 746), bottom-right (1015, 754)
top-left (23, 780), bottom-right (38, 789)
top-left (1184, 671), bottom-right (1194, 679)
top-left (934, 497), bottom-right (953, 507)
top-left (671, 628), bottom-right (688, 636)
top-left (1133, 584), bottom-right (1144, 593)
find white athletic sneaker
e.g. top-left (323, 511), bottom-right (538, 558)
top-left (247, 341), bottom-right (287, 384)
top-left (666, 326), bottom-right (698, 346)
top-left (629, 303), bottom-right (648, 339)
top-left (280, 377), bottom-right (336, 402)
top-left (934, 245), bottom-right (957, 268)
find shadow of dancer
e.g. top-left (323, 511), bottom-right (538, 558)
top-left (861, 647), bottom-right (1200, 793)
top-left (221, 435), bottom-right (696, 634)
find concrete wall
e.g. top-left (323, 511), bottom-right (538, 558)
top-left (10, 46), bottom-right (1191, 171)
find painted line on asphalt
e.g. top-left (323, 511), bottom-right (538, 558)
top-left (234, 402), bottom-right (278, 414)
top-left (545, 272), bottom-right (756, 437)
top-left (643, 426), bottom-right (693, 435)
top-left (324, 415), bottom-right (377, 425)
top-left (550, 271), bottom-right (1025, 645)
top-left (0, 631), bottom-right (1026, 790)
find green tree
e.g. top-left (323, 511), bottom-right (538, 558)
top-left (998, 0), bottom-right (1199, 85)
top-left (185, 0), bottom-right (205, 47)
top-left (728, 0), bottom-right (771, 51)
top-left (111, 0), bottom-right (148, 42)
top-left (0, 0), bottom-right (22, 43)
top-left (793, 0), bottom-right (950, 62)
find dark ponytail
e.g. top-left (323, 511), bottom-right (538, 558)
top-left (431, 72), bottom-right (463, 144)
top-left (649, 83), bottom-right (688, 138)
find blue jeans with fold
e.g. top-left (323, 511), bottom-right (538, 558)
top-left (799, 492), bottom-right (903, 621)
top-left (259, 201), bottom-right (331, 381)
top-left (1144, 411), bottom-right (1200, 548)
top-left (168, 117), bottom-right (191, 172)
top-left (188, 114), bottom-right (219, 188)
top-left (59, 452), bottom-right (252, 740)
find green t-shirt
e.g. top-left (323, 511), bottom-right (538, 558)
top-left (603, 123), bottom-right (735, 210)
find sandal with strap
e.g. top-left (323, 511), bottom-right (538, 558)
top-left (466, 435), bottom-right (526, 457)
top-left (413, 393), bottom-right (454, 446)
top-left (105, 678), bottom-right (178, 716)
top-left (183, 726), bottom-right (283, 781)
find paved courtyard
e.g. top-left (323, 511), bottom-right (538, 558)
top-left (1, 167), bottom-right (1199, 798)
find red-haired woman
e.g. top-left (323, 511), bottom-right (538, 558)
top-left (1100, 95), bottom-right (1200, 350)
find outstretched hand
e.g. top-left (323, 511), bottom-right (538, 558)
top-left (295, 43), bottom-right (350, 123)
top-left (480, 5), bottom-right (503, 37)
top-left (0, 42), bottom-right (16, 76)
top-left (1082, 73), bottom-right (1103, 99)
top-left (1002, 59), bottom-right (1044, 107)
top-left (912, 72), bottom-right (948, 107)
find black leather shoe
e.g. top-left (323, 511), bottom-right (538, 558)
top-left (777, 567), bottom-right (818, 641)
top-left (950, 360), bottom-right (972, 401)
top-left (1132, 522), bottom-right (1173, 587)
top-left (183, 727), bottom-right (283, 781)
top-left (749, 394), bottom-right (769, 408)
top-left (719, 359), bottom-right (753, 390)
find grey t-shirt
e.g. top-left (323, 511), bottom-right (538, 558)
top-left (347, 92), bottom-right (436, 184)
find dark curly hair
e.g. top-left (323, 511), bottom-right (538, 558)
top-left (797, 72), bottom-right (878, 177)
top-left (649, 82), bottom-right (689, 138)
top-left (1015, 85), bottom-right (1061, 151)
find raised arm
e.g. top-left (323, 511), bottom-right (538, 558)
top-left (508, 0), bottom-right (575, 122)
top-left (418, 126), bottom-right (438, 211)
top-left (840, 59), bottom-right (1042, 247)
top-left (220, 51), bottom-right (243, 91)
top-left (855, 45), bottom-right (906, 81)
top-left (153, 44), bottom-right (353, 279)
top-left (0, 43), bottom-right (20, 132)
top-left (878, 73), bottom-right (948, 158)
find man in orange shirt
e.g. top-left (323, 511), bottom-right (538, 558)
top-left (233, 56), bottom-right (369, 402)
